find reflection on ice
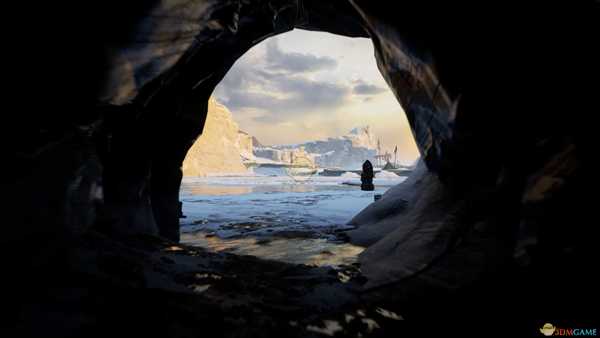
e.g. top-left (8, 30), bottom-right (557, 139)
top-left (185, 185), bottom-right (253, 196)
top-left (179, 174), bottom-right (406, 266)
top-left (181, 234), bottom-right (364, 266)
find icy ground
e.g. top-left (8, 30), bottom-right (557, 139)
top-left (180, 171), bottom-right (406, 266)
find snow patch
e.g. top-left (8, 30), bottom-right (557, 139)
top-left (340, 172), bottom-right (360, 179)
top-left (376, 170), bottom-right (401, 178)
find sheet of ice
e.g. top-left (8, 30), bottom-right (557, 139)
top-left (340, 172), bottom-right (360, 179)
top-left (181, 236), bottom-right (365, 266)
top-left (182, 172), bottom-right (404, 187)
top-left (179, 174), bottom-right (407, 266)
top-left (376, 170), bottom-right (403, 178)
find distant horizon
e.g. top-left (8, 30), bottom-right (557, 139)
top-left (214, 29), bottom-right (419, 165)
top-left (238, 117), bottom-right (420, 167)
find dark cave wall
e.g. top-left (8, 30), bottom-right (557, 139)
top-left (6, 0), bottom-right (599, 304)
top-left (347, 1), bottom-right (599, 299)
top-left (97, 0), bottom-right (369, 241)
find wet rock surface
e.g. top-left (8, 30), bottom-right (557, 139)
top-left (11, 232), bottom-right (412, 338)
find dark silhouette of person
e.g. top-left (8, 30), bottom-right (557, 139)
top-left (361, 160), bottom-right (375, 191)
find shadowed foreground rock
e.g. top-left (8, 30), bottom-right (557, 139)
top-left (12, 232), bottom-right (415, 338)
top-left (5, 0), bottom-right (599, 335)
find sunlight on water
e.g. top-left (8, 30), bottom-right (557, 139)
top-left (181, 233), bottom-right (364, 266)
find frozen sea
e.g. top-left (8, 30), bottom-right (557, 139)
top-left (180, 170), bottom-right (406, 267)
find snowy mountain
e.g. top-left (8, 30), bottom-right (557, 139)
top-left (265, 126), bottom-right (378, 169)
top-left (345, 126), bottom-right (378, 149)
top-left (182, 98), bottom-right (380, 175)
top-left (253, 146), bottom-right (316, 168)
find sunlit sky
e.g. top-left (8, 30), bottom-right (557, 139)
top-left (214, 29), bottom-right (419, 165)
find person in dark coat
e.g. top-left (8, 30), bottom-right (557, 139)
top-left (361, 160), bottom-right (375, 191)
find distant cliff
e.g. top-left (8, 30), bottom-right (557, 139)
top-left (182, 98), bottom-right (253, 176)
top-left (183, 101), bottom-right (381, 174)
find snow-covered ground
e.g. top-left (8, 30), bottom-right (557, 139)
top-left (180, 172), bottom-right (406, 266)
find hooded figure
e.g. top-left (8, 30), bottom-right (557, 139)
top-left (361, 160), bottom-right (375, 191)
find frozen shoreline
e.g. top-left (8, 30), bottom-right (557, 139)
top-left (179, 174), bottom-right (406, 266)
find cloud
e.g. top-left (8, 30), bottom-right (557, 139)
top-left (251, 76), bottom-right (350, 123)
top-left (211, 29), bottom-right (419, 164)
top-left (265, 39), bottom-right (337, 73)
top-left (214, 46), bottom-right (350, 122)
top-left (213, 37), bottom-right (393, 125)
top-left (352, 80), bottom-right (387, 95)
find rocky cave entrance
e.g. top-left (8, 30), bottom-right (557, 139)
top-left (99, 0), bottom-right (446, 245)
top-left (96, 0), bottom-right (596, 325)
top-left (11, 1), bottom-right (597, 335)
top-left (177, 29), bottom-right (420, 266)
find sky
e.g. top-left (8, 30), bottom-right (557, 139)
top-left (213, 29), bottom-right (419, 165)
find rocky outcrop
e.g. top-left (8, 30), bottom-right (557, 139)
top-left (182, 98), bottom-right (252, 176)
top-left (237, 131), bottom-right (255, 161)
top-left (251, 136), bottom-right (264, 148)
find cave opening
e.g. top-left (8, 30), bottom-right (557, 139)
top-left (10, 1), bottom-right (598, 335)
top-left (178, 29), bottom-right (420, 266)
